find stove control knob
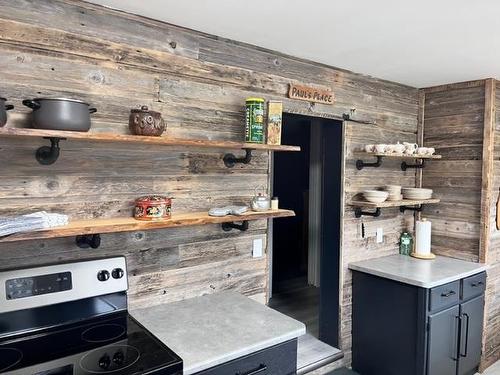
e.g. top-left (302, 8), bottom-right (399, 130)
top-left (97, 270), bottom-right (110, 282)
top-left (112, 268), bottom-right (125, 279)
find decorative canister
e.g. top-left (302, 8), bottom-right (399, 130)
top-left (134, 195), bottom-right (172, 221)
top-left (245, 98), bottom-right (265, 143)
top-left (129, 105), bottom-right (166, 136)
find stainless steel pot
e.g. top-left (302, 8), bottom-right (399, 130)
top-left (22, 98), bottom-right (97, 132)
top-left (0, 98), bottom-right (14, 127)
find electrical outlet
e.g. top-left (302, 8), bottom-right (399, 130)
top-left (253, 238), bottom-right (263, 258)
top-left (376, 227), bottom-right (384, 243)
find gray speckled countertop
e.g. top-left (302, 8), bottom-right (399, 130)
top-left (130, 291), bottom-right (306, 374)
top-left (348, 254), bottom-right (487, 288)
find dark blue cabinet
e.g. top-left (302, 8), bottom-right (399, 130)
top-left (352, 271), bottom-right (486, 375)
top-left (194, 339), bottom-right (297, 375)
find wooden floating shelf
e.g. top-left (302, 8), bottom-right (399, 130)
top-left (354, 151), bottom-right (442, 171)
top-left (349, 198), bottom-right (441, 208)
top-left (0, 209), bottom-right (295, 243)
top-left (0, 128), bottom-right (301, 152)
top-left (353, 151), bottom-right (442, 160)
top-left (349, 198), bottom-right (440, 218)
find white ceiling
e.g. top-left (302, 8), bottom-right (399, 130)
top-left (88, 0), bottom-right (500, 87)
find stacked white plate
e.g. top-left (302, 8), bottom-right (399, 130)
top-left (384, 185), bottom-right (402, 201)
top-left (363, 190), bottom-right (389, 203)
top-left (402, 188), bottom-right (433, 200)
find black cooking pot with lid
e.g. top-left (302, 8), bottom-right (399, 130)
top-left (22, 98), bottom-right (97, 132)
top-left (0, 98), bottom-right (14, 127)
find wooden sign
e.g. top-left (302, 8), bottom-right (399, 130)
top-left (288, 84), bottom-right (334, 105)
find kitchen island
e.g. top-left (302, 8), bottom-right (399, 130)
top-left (131, 291), bottom-right (306, 375)
top-left (349, 254), bottom-right (487, 375)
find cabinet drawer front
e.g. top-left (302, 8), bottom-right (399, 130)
top-left (429, 281), bottom-right (460, 312)
top-left (194, 339), bottom-right (297, 375)
top-left (461, 272), bottom-right (486, 301)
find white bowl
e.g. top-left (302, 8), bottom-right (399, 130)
top-left (402, 188), bottom-right (433, 194)
top-left (364, 196), bottom-right (389, 203)
top-left (363, 190), bottom-right (388, 203)
top-left (403, 193), bottom-right (433, 200)
top-left (384, 185), bottom-right (402, 194)
top-left (363, 190), bottom-right (389, 196)
top-left (388, 194), bottom-right (403, 201)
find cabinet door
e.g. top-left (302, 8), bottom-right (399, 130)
top-left (427, 305), bottom-right (460, 375)
top-left (458, 295), bottom-right (484, 375)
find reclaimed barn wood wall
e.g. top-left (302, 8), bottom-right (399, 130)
top-left (420, 80), bottom-right (486, 262)
top-left (419, 79), bottom-right (500, 370)
top-left (0, 0), bottom-right (419, 368)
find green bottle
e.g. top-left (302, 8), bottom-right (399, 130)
top-left (400, 232), bottom-right (413, 256)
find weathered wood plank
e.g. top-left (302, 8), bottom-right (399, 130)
top-left (479, 79), bottom-right (496, 263)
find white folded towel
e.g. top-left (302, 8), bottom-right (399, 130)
top-left (0, 211), bottom-right (69, 237)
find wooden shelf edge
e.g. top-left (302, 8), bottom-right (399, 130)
top-left (0, 209), bottom-right (295, 243)
top-left (348, 198), bottom-right (441, 208)
top-left (353, 151), bottom-right (442, 159)
top-left (0, 128), bottom-right (300, 152)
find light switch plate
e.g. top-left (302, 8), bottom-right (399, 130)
top-left (253, 238), bottom-right (263, 257)
top-left (376, 227), bottom-right (384, 243)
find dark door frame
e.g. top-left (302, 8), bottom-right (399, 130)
top-left (268, 113), bottom-right (344, 348)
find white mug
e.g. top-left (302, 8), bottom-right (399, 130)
top-left (374, 144), bottom-right (387, 153)
top-left (416, 147), bottom-right (428, 155)
top-left (393, 143), bottom-right (405, 154)
top-left (365, 144), bottom-right (375, 152)
top-left (386, 144), bottom-right (396, 153)
top-left (426, 147), bottom-right (436, 155)
top-left (403, 142), bottom-right (418, 154)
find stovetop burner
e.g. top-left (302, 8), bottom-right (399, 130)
top-left (82, 323), bottom-right (127, 343)
top-left (0, 347), bottom-right (23, 373)
top-left (80, 344), bottom-right (140, 373)
top-left (0, 313), bottom-right (182, 374)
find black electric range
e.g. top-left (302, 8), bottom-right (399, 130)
top-left (0, 257), bottom-right (182, 375)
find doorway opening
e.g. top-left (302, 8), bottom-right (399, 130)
top-left (269, 113), bottom-right (343, 374)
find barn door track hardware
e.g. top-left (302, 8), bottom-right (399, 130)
top-left (354, 207), bottom-right (381, 218)
top-left (223, 148), bottom-right (253, 168)
top-left (221, 221), bottom-right (249, 232)
top-left (36, 137), bottom-right (66, 165)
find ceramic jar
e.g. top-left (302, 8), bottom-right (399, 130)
top-left (134, 195), bottom-right (172, 221)
top-left (129, 105), bottom-right (166, 136)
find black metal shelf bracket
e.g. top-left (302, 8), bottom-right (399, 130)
top-left (76, 234), bottom-right (101, 249)
top-left (223, 148), bottom-right (253, 168)
top-left (36, 137), bottom-right (65, 165)
top-left (354, 207), bottom-right (381, 218)
top-left (356, 155), bottom-right (383, 170)
top-left (400, 205), bottom-right (423, 214)
top-left (221, 221), bottom-right (249, 232)
top-left (401, 159), bottom-right (426, 171)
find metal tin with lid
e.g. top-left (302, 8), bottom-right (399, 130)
top-left (245, 97), bottom-right (265, 143)
top-left (134, 195), bottom-right (172, 221)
